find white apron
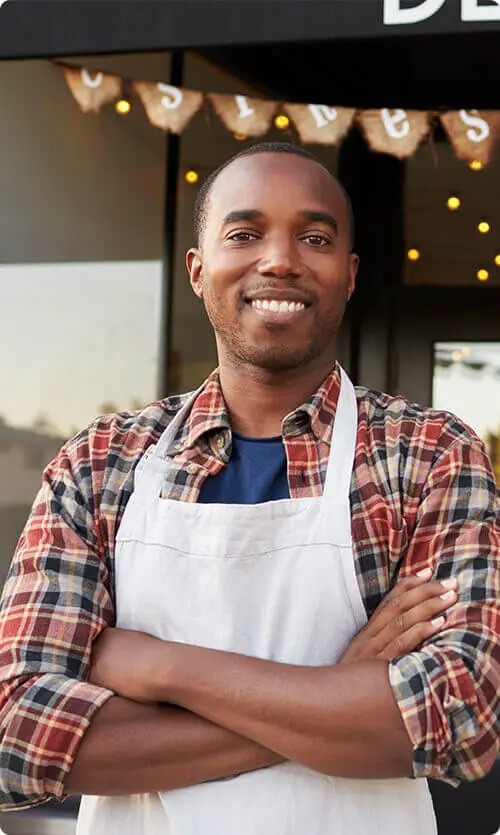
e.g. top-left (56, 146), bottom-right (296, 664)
top-left (77, 368), bottom-right (437, 835)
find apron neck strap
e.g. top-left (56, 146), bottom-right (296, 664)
top-left (321, 366), bottom-right (358, 501)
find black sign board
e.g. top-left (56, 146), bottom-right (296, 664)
top-left (1, 0), bottom-right (500, 61)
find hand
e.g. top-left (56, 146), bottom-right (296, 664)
top-left (339, 569), bottom-right (458, 664)
top-left (89, 627), bottom-right (167, 703)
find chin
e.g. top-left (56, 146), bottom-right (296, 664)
top-left (242, 344), bottom-right (317, 372)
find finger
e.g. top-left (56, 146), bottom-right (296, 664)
top-left (371, 588), bottom-right (457, 654)
top-left (368, 576), bottom-right (458, 636)
top-left (377, 616), bottom-right (448, 661)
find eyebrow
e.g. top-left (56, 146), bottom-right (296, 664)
top-left (297, 210), bottom-right (338, 233)
top-left (221, 208), bottom-right (338, 233)
top-left (221, 209), bottom-right (264, 227)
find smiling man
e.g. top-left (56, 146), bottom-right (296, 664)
top-left (0, 143), bottom-right (498, 835)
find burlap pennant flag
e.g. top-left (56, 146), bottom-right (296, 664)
top-left (358, 109), bottom-right (431, 158)
top-left (284, 103), bottom-right (356, 145)
top-left (439, 109), bottom-right (500, 165)
top-left (134, 82), bottom-right (203, 133)
top-left (208, 94), bottom-right (277, 138)
top-left (62, 66), bottom-right (122, 113)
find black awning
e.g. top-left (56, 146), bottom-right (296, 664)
top-left (1, 0), bottom-right (500, 61)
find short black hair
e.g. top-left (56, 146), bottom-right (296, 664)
top-left (193, 141), bottom-right (355, 250)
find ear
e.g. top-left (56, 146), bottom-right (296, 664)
top-left (186, 248), bottom-right (204, 298)
top-left (347, 253), bottom-right (359, 301)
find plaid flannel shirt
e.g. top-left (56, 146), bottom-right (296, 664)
top-left (0, 364), bottom-right (499, 810)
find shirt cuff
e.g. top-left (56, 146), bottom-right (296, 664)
top-left (0, 676), bottom-right (113, 811)
top-left (388, 655), bottom-right (459, 786)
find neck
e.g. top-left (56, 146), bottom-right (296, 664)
top-left (218, 356), bottom-right (337, 437)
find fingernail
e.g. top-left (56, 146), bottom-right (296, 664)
top-left (441, 578), bottom-right (458, 589)
top-left (440, 590), bottom-right (456, 601)
top-left (416, 568), bottom-right (432, 578)
top-left (431, 616), bottom-right (445, 628)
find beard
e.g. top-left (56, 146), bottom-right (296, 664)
top-left (203, 290), bottom-right (341, 373)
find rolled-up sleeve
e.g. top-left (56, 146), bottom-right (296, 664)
top-left (389, 434), bottom-right (500, 785)
top-left (0, 436), bottom-right (114, 810)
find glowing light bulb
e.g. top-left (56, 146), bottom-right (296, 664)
top-left (115, 98), bottom-right (131, 115)
top-left (478, 221), bottom-right (490, 234)
top-left (274, 114), bottom-right (290, 130)
top-left (184, 169), bottom-right (199, 185)
top-left (476, 269), bottom-right (489, 282)
top-left (468, 159), bottom-right (484, 171)
top-left (407, 248), bottom-right (420, 262)
top-left (234, 132), bottom-right (247, 141)
top-left (447, 196), bottom-right (461, 211)
top-left (494, 254), bottom-right (500, 267)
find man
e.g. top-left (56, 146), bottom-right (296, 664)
top-left (0, 142), bottom-right (498, 834)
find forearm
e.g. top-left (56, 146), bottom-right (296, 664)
top-left (157, 645), bottom-right (413, 779)
top-left (65, 695), bottom-right (283, 796)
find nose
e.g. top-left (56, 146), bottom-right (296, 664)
top-left (257, 235), bottom-right (301, 279)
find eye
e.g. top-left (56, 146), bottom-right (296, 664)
top-left (226, 230), bottom-right (259, 243)
top-left (301, 232), bottom-right (332, 247)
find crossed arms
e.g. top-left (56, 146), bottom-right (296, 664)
top-left (64, 573), bottom-right (457, 797)
top-left (0, 427), bottom-right (498, 809)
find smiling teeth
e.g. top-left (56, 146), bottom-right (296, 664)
top-left (251, 299), bottom-right (305, 313)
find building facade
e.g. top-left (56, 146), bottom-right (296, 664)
top-left (0, 3), bottom-right (499, 832)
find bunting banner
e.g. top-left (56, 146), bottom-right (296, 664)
top-left (208, 93), bottom-right (278, 138)
top-left (133, 81), bottom-right (203, 133)
top-left (358, 108), bottom-right (432, 159)
top-left (57, 62), bottom-right (500, 166)
top-left (62, 65), bottom-right (122, 113)
top-left (283, 103), bottom-right (356, 146)
top-left (439, 109), bottom-right (500, 165)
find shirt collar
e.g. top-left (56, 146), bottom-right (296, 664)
top-left (281, 362), bottom-right (341, 446)
top-left (180, 369), bottom-right (231, 453)
top-left (176, 363), bottom-right (341, 453)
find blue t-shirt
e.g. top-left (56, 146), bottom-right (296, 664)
top-left (198, 432), bottom-right (290, 504)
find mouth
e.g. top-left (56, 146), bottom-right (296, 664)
top-left (243, 292), bottom-right (311, 323)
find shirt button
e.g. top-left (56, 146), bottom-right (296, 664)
top-left (215, 435), bottom-right (225, 449)
top-left (187, 463), bottom-right (198, 475)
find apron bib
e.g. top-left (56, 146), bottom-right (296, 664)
top-left (77, 368), bottom-right (437, 835)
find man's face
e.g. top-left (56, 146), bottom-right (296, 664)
top-left (186, 153), bottom-right (359, 374)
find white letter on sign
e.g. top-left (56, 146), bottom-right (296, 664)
top-left (308, 105), bottom-right (338, 129)
top-left (235, 95), bottom-right (255, 119)
top-left (381, 108), bottom-right (410, 138)
top-left (157, 83), bottom-right (183, 110)
top-left (81, 69), bottom-right (103, 89)
top-left (461, 0), bottom-right (500, 21)
top-left (459, 109), bottom-right (490, 142)
top-left (384, 0), bottom-right (446, 24)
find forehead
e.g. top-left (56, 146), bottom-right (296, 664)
top-left (208, 153), bottom-right (346, 223)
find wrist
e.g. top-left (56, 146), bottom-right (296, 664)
top-left (149, 639), bottom-right (192, 703)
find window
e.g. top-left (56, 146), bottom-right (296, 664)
top-left (0, 54), bottom-right (169, 589)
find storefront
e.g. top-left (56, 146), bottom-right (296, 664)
top-left (0, 2), bottom-right (499, 833)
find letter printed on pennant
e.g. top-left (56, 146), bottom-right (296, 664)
top-left (235, 95), bottom-right (255, 119)
top-left (157, 83), bottom-right (183, 110)
top-left (459, 109), bottom-right (490, 142)
top-left (381, 108), bottom-right (410, 138)
top-left (81, 69), bottom-right (104, 89)
top-left (308, 104), bottom-right (338, 129)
